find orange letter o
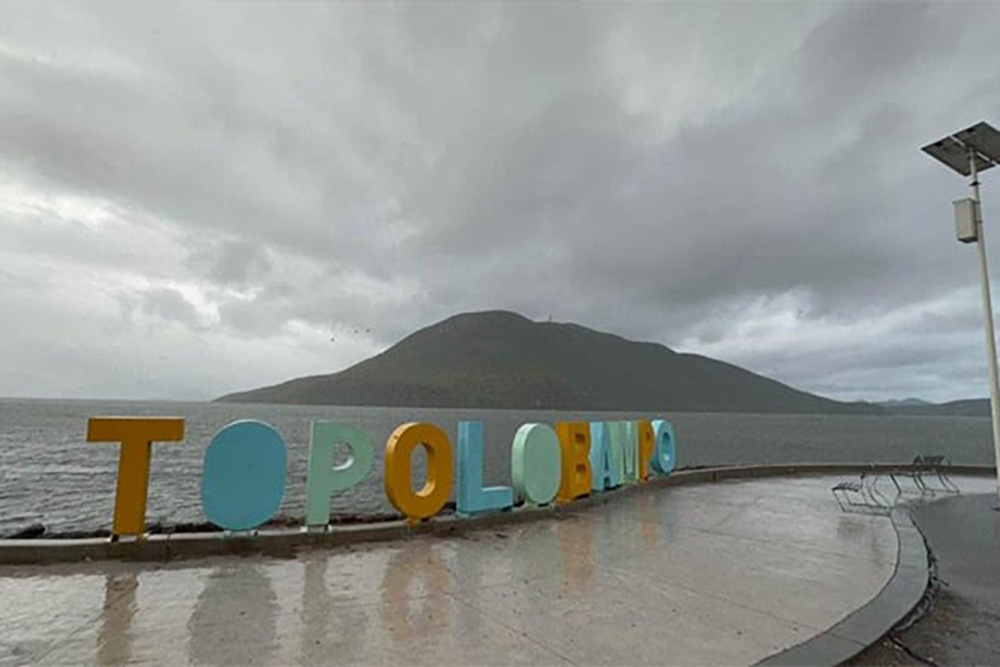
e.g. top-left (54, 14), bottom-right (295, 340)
top-left (384, 422), bottom-right (454, 520)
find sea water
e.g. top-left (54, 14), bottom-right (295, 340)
top-left (0, 397), bottom-right (992, 535)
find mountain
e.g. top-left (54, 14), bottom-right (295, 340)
top-left (886, 398), bottom-right (990, 417)
top-left (217, 310), bottom-right (883, 415)
top-left (877, 398), bottom-right (932, 408)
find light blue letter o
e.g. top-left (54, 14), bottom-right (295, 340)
top-left (201, 420), bottom-right (288, 531)
top-left (650, 419), bottom-right (676, 475)
top-left (511, 423), bottom-right (561, 506)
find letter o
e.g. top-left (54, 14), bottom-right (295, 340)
top-left (384, 422), bottom-right (454, 520)
top-left (650, 419), bottom-right (676, 475)
top-left (201, 420), bottom-right (287, 531)
top-left (511, 423), bottom-right (561, 506)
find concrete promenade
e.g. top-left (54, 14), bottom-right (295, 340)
top-left (849, 490), bottom-right (1000, 665)
top-left (0, 473), bottom-right (987, 666)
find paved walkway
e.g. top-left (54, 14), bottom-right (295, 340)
top-left (849, 486), bottom-right (1000, 666)
top-left (0, 475), bottom-right (938, 666)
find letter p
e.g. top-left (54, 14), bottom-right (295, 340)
top-left (305, 422), bottom-right (374, 526)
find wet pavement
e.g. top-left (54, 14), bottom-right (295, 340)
top-left (849, 487), bottom-right (1000, 666)
top-left (0, 475), bottom-right (925, 666)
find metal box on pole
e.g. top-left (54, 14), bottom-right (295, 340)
top-left (954, 198), bottom-right (980, 243)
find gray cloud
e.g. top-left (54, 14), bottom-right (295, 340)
top-left (186, 240), bottom-right (272, 291)
top-left (137, 287), bottom-right (207, 331)
top-left (1, 2), bottom-right (999, 403)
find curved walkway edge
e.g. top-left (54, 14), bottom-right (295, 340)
top-left (0, 463), bottom-right (992, 565)
top-left (756, 507), bottom-right (929, 666)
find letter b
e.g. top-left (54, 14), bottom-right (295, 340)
top-left (556, 422), bottom-right (591, 503)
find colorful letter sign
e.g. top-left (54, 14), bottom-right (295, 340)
top-left (589, 421), bottom-right (620, 491)
top-left (615, 421), bottom-right (639, 483)
top-left (305, 422), bottom-right (374, 526)
top-left (82, 413), bottom-right (676, 535)
top-left (87, 417), bottom-right (185, 536)
top-left (511, 423), bottom-right (561, 506)
top-left (650, 419), bottom-right (676, 474)
top-left (636, 420), bottom-right (655, 481)
top-left (384, 422), bottom-right (454, 521)
top-left (201, 420), bottom-right (288, 531)
top-left (556, 422), bottom-right (591, 503)
top-left (456, 421), bottom-right (514, 516)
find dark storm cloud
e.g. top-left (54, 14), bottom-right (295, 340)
top-left (396, 2), bottom-right (1000, 354)
top-left (1, 2), bottom-right (999, 401)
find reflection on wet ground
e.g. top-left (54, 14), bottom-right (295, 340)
top-left (5, 475), bottom-right (991, 666)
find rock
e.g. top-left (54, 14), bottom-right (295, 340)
top-left (7, 523), bottom-right (45, 539)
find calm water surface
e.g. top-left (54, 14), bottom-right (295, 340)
top-left (0, 398), bottom-right (992, 535)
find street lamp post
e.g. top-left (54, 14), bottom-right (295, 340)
top-left (923, 122), bottom-right (1000, 504)
top-left (968, 149), bottom-right (1000, 497)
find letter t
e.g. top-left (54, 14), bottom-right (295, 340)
top-left (87, 417), bottom-right (185, 536)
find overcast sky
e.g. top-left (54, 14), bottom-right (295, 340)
top-left (2, 2), bottom-right (1000, 404)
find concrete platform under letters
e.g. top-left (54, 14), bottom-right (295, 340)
top-left (1, 473), bottom-right (994, 666)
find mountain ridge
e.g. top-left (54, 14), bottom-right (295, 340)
top-left (217, 310), bottom-right (883, 415)
top-left (884, 398), bottom-right (989, 417)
